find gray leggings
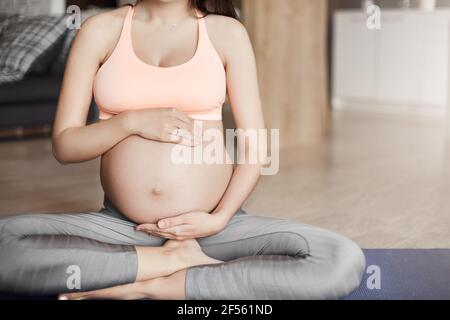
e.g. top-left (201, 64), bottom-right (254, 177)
top-left (0, 197), bottom-right (366, 299)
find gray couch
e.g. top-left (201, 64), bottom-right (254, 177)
top-left (0, 33), bottom-right (98, 134)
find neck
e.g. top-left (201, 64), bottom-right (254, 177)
top-left (138, 0), bottom-right (192, 24)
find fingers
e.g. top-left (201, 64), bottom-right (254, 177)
top-left (165, 129), bottom-right (184, 146)
top-left (169, 129), bottom-right (196, 145)
top-left (137, 222), bottom-right (195, 240)
top-left (164, 129), bottom-right (190, 146)
top-left (171, 108), bottom-right (194, 126)
top-left (168, 108), bottom-right (203, 144)
top-left (152, 227), bottom-right (195, 240)
top-left (172, 118), bottom-right (203, 141)
top-left (152, 231), bottom-right (180, 240)
top-left (170, 124), bottom-right (202, 145)
top-left (158, 215), bottom-right (186, 229)
top-left (147, 108), bottom-right (204, 147)
top-left (136, 223), bottom-right (159, 233)
top-left (59, 290), bottom-right (104, 300)
top-left (59, 293), bottom-right (85, 300)
top-left (171, 118), bottom-right (192, 133)
top-left (164, 125), bottom-right (200, 147)
top-left (136, 223), bottom-right (180, 239)
top-left (163, 225), bottom-right (195, 236)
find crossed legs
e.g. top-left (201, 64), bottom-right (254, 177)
top-left (0, 208), bottom-right (365, 300)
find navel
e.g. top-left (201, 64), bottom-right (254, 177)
top-left (151, 186), bottom-right (164, 196)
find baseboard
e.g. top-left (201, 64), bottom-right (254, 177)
top-left (0, 124), bottom-right (52, 140)
top-left (332, 100), bottom-right (448, 117)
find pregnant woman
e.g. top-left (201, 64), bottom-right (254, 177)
top-left (0, 0), bottom-right (365, 300)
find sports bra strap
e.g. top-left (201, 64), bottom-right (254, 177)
top-left (122, 5), bottom-right (135, 36)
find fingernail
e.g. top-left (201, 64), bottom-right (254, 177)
top-left (58, 295), bottom-right (68, 300)
top-left (158, 221), bottom-right (166, 228)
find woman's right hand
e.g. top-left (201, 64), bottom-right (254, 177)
top-left (124, 108), bottom-right (201, 146)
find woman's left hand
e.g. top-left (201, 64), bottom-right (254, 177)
top-left (136, 211), bottom-right (228, 240)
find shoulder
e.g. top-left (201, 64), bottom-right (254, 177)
top-left (203, 14), bottom-right (252, 64)
top-left (73, 6), bottom-right (130, 60)
top-left (203, 14), bottom-right (249, 43)
top-left (80, 6), bottom-right (129, 38)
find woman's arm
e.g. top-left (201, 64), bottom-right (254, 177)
top-left (52, 10), bottom-right (197, 164)
top-left (52, 13), bottom-right (132, 164)
top-left (210, 17), bottom-right (266, 224)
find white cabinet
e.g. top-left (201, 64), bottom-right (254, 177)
top-left (333, 13), bottom-right (379, 101)
top-left (333, 9), bottom-right (450, 112)
top-left (377, 13), bottom-right (424, 104)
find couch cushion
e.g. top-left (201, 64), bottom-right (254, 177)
top-left (0, 100), bottom-right (58, 127)
top-left (0, 14), bottom-right (67, 84)
top-left (0, 75), bottom-right (62, 104)
top-left (28, 33), bottom-right (67, 76)
top-left (0, 14), bottom-right (11, 36)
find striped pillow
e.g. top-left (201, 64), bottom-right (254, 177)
top-left (0, 14), bottom-right (67, 84)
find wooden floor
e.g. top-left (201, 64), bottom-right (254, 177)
top-left (1, 110), bottom-right (449, 248)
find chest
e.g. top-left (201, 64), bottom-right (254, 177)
top-left (131, 20), bottom-right (199, 68)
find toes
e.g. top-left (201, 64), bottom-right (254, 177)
top-left (59, 283), bottom-right (146, 300)
top-left (58, 293), bottom-right (88, 300)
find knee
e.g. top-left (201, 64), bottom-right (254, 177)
top-left (0, 244), bottom-right (14, 290)
top-left (0, 215), bottom-right (35, 242)
top-left (264, 232), bottom-right (311, 257)
top-left (0, 245), bottom-right (38, 294)
top-left (0, 216), bottom-right (35, 292)
top-left (318, 237), bottom-right (366, 299)
top-left (0, 236), bottom-right (23, 292)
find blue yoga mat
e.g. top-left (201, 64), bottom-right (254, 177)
top-left (1, 249), bottom-right (449, 300)
top-left (346, 249), bottom-right (450, 300)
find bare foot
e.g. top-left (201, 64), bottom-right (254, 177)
top-left (59, 240), bottom-right (221, 300)
top-left (59, 270), bottom-right (186, 301)
top-left (58, 281), bottom-right (149, 300)
top-left (164, 239), bottom-right (222, 268)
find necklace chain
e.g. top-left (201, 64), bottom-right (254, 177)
top-left (136, 5), bottom-right (193, 29)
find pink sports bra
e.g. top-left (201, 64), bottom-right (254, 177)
top-left (93, 5), bottom-right (226, 121)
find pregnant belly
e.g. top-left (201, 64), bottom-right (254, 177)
top-left (100, 121), bottom-right (233, 224)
